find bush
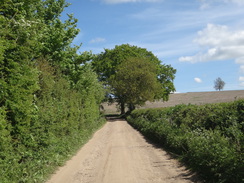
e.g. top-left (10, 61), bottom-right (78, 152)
top-left (0, 1), bottom-right (106, 182)
top-left (127, 100), bottom-right (244, 183)
top-left (0, 61), bottom-right (105, 182)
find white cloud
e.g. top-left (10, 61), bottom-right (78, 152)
top-left (129, 3), bottom-right (244, 63)
top-left (200, 3), bottom-right (210, 9)
top-left (240, 65), bottom-right (244, 73)
top-left (239, 76), bottom-right (244, 81)
top-left (198, 0), bottom-right (244, 8)
top-left (179, 24), bottom-right (244, 86)
top-left (89, 37), bottom-right (106, 44)
top-left (239, 76), bottom-right (244, 86)
top-left (196, 24), bottom-right (244, 47)
top-left (225, 0), bottom-right (244, 5)
top-left (198, 0), bottom-right (211, 9)
top-left (179, 24), bottom-right (244, 63)
top-left (194, 77), bottom-right (202, 83)
top-left (102, 0), bottom-right (162, 4)
top-left (236, 57), bottom-right (244, 64)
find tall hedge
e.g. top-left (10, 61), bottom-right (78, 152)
top-left (0, 1), bottom-right (105, 182)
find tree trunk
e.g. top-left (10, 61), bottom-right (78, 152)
top-left (120, 102), bottom-right (125, 115)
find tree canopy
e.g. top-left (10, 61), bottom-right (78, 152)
top-left (92, 44), bottom-right (176, 114)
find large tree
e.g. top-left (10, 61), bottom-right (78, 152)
top-left (92, 44), bottom-right (176, 114)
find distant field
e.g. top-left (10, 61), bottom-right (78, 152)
top-left (102, 90), bottom-right (244, 114)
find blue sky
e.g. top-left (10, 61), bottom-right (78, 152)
top-left (62, 0), bottom-right (244, 93)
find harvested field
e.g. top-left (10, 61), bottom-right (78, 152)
top-left (102, 90), bottom-right (244, 114)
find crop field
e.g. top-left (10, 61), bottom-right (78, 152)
top-left (102, 90), bottom-right (244, 114)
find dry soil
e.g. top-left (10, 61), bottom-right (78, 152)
top-left (46, 119), bottom-right (199, 183)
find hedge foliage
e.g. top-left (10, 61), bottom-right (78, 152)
top-left (0, 1), bottom-right (105, 182)
top-left (127, 100), bottom-right (244, 183)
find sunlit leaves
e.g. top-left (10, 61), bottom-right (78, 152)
top-left (0, 0), bottom-right (105, 182)
top-left (111, 57), bottom-right (161, 106)
top-left (92, 44), bottom-right (176, 113)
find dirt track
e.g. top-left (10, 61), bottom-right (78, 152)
top-left (46, 119), bottom-right (198, 183)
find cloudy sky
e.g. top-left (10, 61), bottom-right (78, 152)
top-left (63, 0), bottom-right (244, 93)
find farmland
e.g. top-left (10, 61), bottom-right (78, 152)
top-left (102, 90), bottom-right (244, 114)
